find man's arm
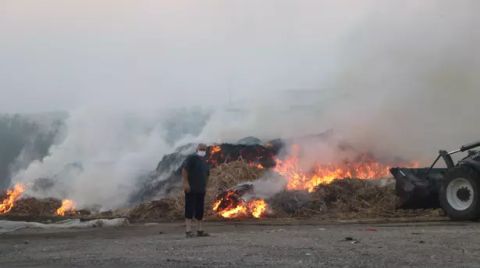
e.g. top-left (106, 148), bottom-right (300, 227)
top-left (206, 166), bottom-right (210, 187)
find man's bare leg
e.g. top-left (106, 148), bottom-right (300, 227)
top-left (185, 218), bottom-right (193, 234)
top-left (197, 219), bottom-right (203, 232)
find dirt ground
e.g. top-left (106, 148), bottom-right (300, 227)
top-left (1, 218), bottom-right (480, 268)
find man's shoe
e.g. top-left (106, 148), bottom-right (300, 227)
top-left (186, 231), bottom-right (195, 238)
top-left (197, 230), bottom-right (210, 237)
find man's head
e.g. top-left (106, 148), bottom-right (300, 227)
top-left (196, 143), bottom-right (207, 157)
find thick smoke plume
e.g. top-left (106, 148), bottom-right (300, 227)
top-left (6, 1), bottom-right (480, 210)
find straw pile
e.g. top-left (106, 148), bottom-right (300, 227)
top-left (269, 179), bottom-right (443, 219)
top-left (310, 178), bottom-right (398, 218)
top-left (128, 160), bottom-right (265, 222)
top-left (205, 160), bottom-right (265, 210)
top-left (128, 161), bottom-right (442, 222)
top-left (7, 197), bottom-right (62, 217)
top-left (128, 199), bottom-right (183, 222)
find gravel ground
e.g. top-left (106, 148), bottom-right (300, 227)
top-left (1, 219), bottom-right (480, 267)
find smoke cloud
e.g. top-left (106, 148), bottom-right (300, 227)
top-left (3, 1), bottom-right (480, 209)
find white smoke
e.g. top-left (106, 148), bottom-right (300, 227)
top-left (8, 1), bottom-right (480, 209)
top-left (12, 106), bottom-right (201, 209)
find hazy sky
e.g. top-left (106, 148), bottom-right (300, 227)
top-left (4, 0), bottom-right (480, 208)
top-left (0, 0), bottom-right (380, 113)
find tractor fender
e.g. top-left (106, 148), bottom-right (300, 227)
top-left (459, 158), bottom-right (480, 175)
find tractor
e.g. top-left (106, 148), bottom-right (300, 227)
top-left (391, 141), bottom-right (480, 220)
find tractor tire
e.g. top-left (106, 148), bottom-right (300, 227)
top-left (440, 166), bottom-right (480, 221)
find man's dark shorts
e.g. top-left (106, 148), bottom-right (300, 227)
top-left (185, 192), bottom-right (206, 220)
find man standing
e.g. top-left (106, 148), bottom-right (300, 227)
top-left (182, 143), bottom-right (210, 238)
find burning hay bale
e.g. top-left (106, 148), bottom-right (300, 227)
top-left (212, 183), bottom-right (269, 219)
top-left (128, 198), bottom-right (184, 222)
top-left (0, 184), bottom-right (84, 219)
top-left (8, 198), bottom-right (62, 217)
top-left (207, 160), bottom-right (266, 193)
top-left (131, 141), bottom-right (280, 203)
top-left (269, 178), bottom-right (397, 218)
top-left (129, 159), bottom-right (441, 222)
top-left (269, 179), bottom-right (442, 219)
top-left (128, 140), bottom-right (434, 222)
top-left (268, 190), bottom-right (313, 217)
top-left (205, 160), bottom-right (267, 217)
top-left (2, 197), bottom-right (86, 219)
top-left (309, 179), bottom-right (398, 218)
top-left (129, 160), bottom-right (267, 222)
top-left (206, 143), bottom-right (279, 168)
top-left (56, 199), bottom-right (79, 217)
top-left (0, 183), bottom-right (26, 214)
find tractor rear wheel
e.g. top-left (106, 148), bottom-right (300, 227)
top-left (440, 166), bottom-right (480, 221)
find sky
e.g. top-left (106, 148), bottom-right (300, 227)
top-left (0, 0), bottom-right (376, 113)
top-left (2, 0), bottom-right (480, 158)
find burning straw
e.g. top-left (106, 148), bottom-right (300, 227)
top-left (269, 179), bottom-right (443, 219)
top-left (129, 160), bottom-right (441, 222)
top-left (128, 160), bottom-right (266, 222)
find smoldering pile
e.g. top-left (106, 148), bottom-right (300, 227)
top-left (0, 183), bottom-right (88, 220)
top-left (0, 195), bottom-right (89, 220)
top-left (127, 133), bottom-right (442, 222)
top-left (129, 138), bottom-right (281, 204)
top-left (269, 179), bottom-right (442, 219)
top-left (3, 133), bottom-right (440, 222)
top-left (127, 137), bottom-right (282, 222)
top-left (128, 160), bottom-right (442, 222)
top-left (128, 160), bottom-right (266, 222)
top-left (7, 198), bottom-right (62, 218)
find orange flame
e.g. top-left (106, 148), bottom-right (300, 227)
top-left (56, 199), bottom-right (76, 216)
top-left (248, 199), bottom-right (268, 218)
top-left (275, 148), bottom-right (417, 192)
top-left (248, 163), bottom-right (265, 169)
top-left (0, 183), bottom-right (26, 214)
top-left (210, 145), bottom-right (222, 154)
top-left (219, 203), bottom-right (249, 218)
top-left (213, 190), bottom-right (268, 219)
top-left (212, 200), bottom-right (222, 211)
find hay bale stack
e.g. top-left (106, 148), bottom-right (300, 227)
top-left (128, 199), bottom-right (184, 222)
top-left (129, 163), bottom-right (441, 222)
top-left (268, 190), bottom-right (314, 217)
top-left (207, 160), bottom-right (265, 194)
top-left (128, 160), bottom-right (266, 222)
top-left (269, 178), bottom-right (398, 218)
top-left (270, 179), bottom-right (442, 219)
top-left (164, 160), bottom-right (266, 219)
top-left (309, 179), bottom-right (397, 218)
top-left (8, 197), bottom-right (62, 217)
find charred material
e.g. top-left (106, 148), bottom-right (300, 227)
top-left (213, 183), bottom-right (254, 212)
top-left (206, 143), bottom-right (279, 168)
top-left (130, 141), bottom-right (281, 204)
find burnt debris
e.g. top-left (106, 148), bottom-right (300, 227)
top-left (129, 138), bottom-right (282, 204)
